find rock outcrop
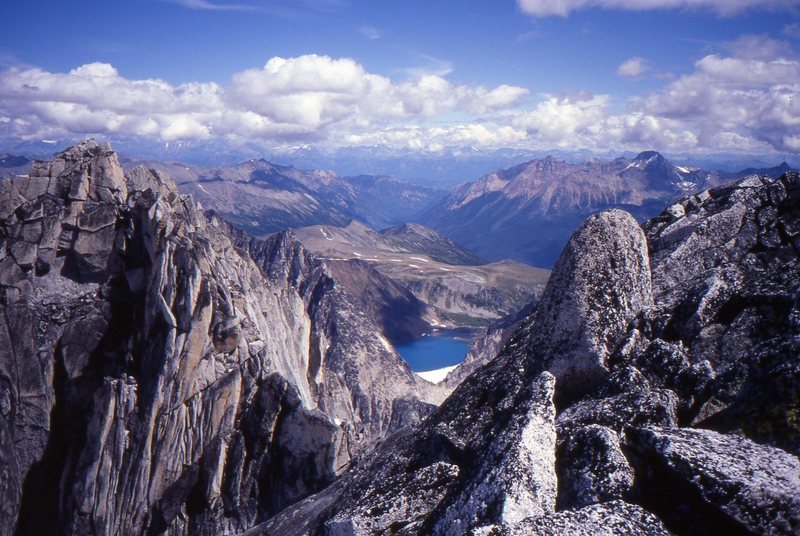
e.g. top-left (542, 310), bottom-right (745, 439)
top-left (0, 141), bottom-right (437, 535)
top-left (3, 141), bottom-right (799, 536)
top-left (527, 209), bottom-right (652, 402)
top-left (626, 427), bottom-right (800, 534)
top-left (256, 173), bottom-right (800, 535)
top-left (253, 207), bottom-right (656, 535)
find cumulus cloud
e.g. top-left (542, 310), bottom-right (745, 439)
top-left (617, 57), bottom-right (650, 78)
top-left (637, 43), bottom-right (800, 152)
top-left (517, 0), bottom-right (800, 17)
top-left (0, 55), bottom-right (529, 146)
top-left (1, 47), bottom-right (798, 155)
top-left (507, 38), bottom-right (800, 154)
top-left (512, 94), bottom-right (610, 147)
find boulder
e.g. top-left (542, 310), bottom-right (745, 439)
top-left (529, 209), bottom-right (652, 402)
top-left (556, 425), bottom-right (635, 509)
top-left (626, 427), bottom-right (800, 534)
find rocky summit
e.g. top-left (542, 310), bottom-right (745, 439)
top-left (253, 172), bottom-right (800, 535)
top-left (1, 141), bottom-right (799, 536)
top-left (0, 141), bottom-right (441, 535)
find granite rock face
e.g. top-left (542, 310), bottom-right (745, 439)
top-left (527, 209), bottom-right (652, 402)
top-left (258, 174), bottom-right (800, 535)
top-left (3, 142), bottom-right (799, 536)
top-left (626, 427), bottom-right (800, 535)
top-left (623, 173), bottom-right (800, 452)
top-left (0, 141), bottom-right (437, 535)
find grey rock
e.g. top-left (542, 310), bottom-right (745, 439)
top-left (557, 385), bottom-right (679, 434)
top-left (666, 203), bottom-right (685, 220)
top-left (528, 209), bottom-right (652, 401)
top-left (632, 173), bottom-right (800, 449)
top-left (627, 427), bottom-right (800, 534)
top-left (479, 500), bottom-right (671, 536)
top-left (556, 425), bottom-right (635, 509)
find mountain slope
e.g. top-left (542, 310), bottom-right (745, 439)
top-left (122, 159), bottom-right (446, 235)
top-left (255, 172), bottom-right (800, 535)
top-left (422, 151), bottom-right (723, 267)
top-left (294, 220), bottom-right (548, 327)
top-left (379, 222), bottom-right (485, 265)
top-left (0, 141), bottom-right (442, 535)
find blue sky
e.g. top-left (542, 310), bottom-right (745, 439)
top-left (1, 0), bottom-right (799, 157)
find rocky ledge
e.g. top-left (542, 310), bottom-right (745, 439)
top-left (0, 141), bottom-right (440, 535)
top-left (1, 141), bottom-right (798, 536)
top-left (253, 172), bottom-right (800, 535)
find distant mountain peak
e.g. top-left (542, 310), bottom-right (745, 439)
top-left (633, 150), bottom-right (664, 162)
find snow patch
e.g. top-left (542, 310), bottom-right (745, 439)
top-left (416, 365), bottom-right (458, 384)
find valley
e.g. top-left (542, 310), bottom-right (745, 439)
top-left (293, 220), bottom-right (548, 329)
top-left (2, 0), bottom-right (799, 533)
top-left (0, 140), bottom-right (798, 536)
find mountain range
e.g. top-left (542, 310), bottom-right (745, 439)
top-left (421, 151), bottom-right (796, 267)
top-left (119, 159), bottom-right (446, 236)
top-left (3, 137), bottom-right (797, 186)
top-left (1, 141), bottom-right (798, 535)
top-left (4, 148), bottom-right (796, 271)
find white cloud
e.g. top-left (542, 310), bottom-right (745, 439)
top-left (512, 94), bottom-right (611, 147)
top-left (1, 47), bottom-right (798, 155)
top-left (161, 0), bottom-right (258, 11)
top-left (359, 25), bottom-right (381, 40)
top-left (637, 46), bottom-right (800, 152)
top-left (0, 55), bottom-right (528, 146)
top-left (517, 0), bottom-right (800, 17)
top-left (617, 57), bottom-right (650, 78)
top-left (727, 34), bottom-right (795, 61)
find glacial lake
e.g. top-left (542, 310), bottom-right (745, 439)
top-left (395, 333), bottom-right (472, 372)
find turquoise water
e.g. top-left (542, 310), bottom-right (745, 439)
top-left (395, 334), bottom-right (471, 372)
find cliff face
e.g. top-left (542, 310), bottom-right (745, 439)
top-left (3, 140), bottom-right (798, 536)
top-left (0, 141), bottom-right (436, 535)
top-left (255, 172), bottom-right (800, 535)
